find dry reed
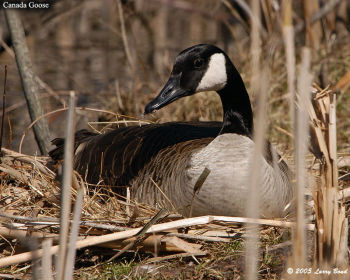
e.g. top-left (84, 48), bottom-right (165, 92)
top-left (56, 91), bottom-right (76, 280)
top-left (289, 47), bottom-right (313, 274)
top-left (245, 1), bottom-right (263, 279)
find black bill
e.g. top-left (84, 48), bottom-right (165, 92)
top-left (144, 74), bottom-right (190, 114)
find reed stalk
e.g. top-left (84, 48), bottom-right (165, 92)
top-left (245, 1), bottom-right (263, 280)
top-left (56, 91), bottom-right (76, 280)
top-left (291, 48), bottom-right (312, 272)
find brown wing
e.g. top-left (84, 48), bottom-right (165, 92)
top-left (50, 122), bottom-right (221, 186)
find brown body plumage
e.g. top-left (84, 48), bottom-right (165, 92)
top-left (49, 122), bottom-right (220, 191)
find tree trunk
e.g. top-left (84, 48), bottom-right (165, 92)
top-left (4, 10), bottom-right (51, 155)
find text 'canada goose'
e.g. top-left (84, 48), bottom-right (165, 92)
top-left (49, 44), bottom-right (293, 218)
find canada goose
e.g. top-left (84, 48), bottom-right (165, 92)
top-left (50, 44), bottom-right (293, 218)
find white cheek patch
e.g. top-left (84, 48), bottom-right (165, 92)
top-left (196, 53), bottom-right (227, 92)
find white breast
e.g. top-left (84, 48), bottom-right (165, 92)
top-left (186, 134), bottom-right (292, 218)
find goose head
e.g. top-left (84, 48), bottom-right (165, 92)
top-left (145, 44), bottom-right (253, 135)
top-left (145, 44), bottom-right (228, 113)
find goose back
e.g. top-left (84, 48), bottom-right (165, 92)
top-left (50, 122), bottom-right (221, 190)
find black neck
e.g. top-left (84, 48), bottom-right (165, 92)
top-left (217, 61), bottom-right (253, 137)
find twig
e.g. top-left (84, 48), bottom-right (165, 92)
top-left (7, 114), bottom-right (12, 148)
top-left (189, 167), bottom-right (210, 217)
top-left (150, 177), bottom-right (178, 213)
top-left (167, 232), bottom-right (231, 243)
top-left (88, 120), bottom-right (151, 126)
top-left (79, 222), bottom-right (128, 232)
top-left (145, 252), bottom-right (206, 263)
top-left (0, 211), bottom-right (129, 232)
top-left (0, 226), bottom-right (58, 241)
top-left (0, 212), bottom-right (57, 222)
top-left (213, 216), bottom-right (315, 231)
top-left (161, 235), bottom-right (205, 254)
top-left (0, 65), bottom-right (8, 156)
top-left (126, 187), bottom-right (130, 217)
top-left (0, 273), bottom-right (23, 279)
top-left (0, 38), bottom-right (15, 57)
top-left (274, 125), bottom-right (293, 139)
top-left (106, 208), bottom-right (167, 262)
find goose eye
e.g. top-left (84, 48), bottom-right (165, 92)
top-left (194, 58), bottom-right (204, 69)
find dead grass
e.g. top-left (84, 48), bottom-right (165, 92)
top-left (0, 148), bottom-right (283, 279)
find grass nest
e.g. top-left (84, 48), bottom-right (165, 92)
top-left (0, 87), bottom-right (349, 279)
